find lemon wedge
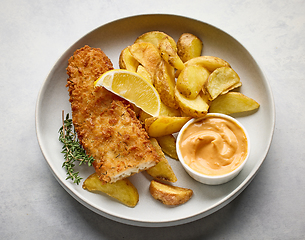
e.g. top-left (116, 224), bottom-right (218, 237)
top-left (95, 69), bottom-right (161, 117)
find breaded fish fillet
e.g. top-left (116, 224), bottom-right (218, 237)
top-left (66, 45), bottom-right (160, 183)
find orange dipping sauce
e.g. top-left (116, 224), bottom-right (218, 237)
top-left (179, 116), bottom-right (248, 176)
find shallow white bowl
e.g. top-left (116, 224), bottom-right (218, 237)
top-left (176, 113), bottom-right (250, 185)
top-left (36, 14), bottom-right (275, 227)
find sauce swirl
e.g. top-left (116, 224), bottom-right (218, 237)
top-left (179, 116), bottom-right (248, 176)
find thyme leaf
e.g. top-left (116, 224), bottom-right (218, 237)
top-left (58, 111), bottom-right (95, 184)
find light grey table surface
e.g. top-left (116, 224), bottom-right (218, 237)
top-left (1, 0), bottom-right (304, 239)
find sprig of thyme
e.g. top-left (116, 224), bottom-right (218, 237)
top-left (58, 111), bottom-right (94, 184)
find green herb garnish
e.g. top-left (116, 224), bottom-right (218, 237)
top-left (59, 111), bottom-right (95, 184)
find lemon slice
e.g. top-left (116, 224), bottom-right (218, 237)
top-left (95, 69), bottom-right (161, 116)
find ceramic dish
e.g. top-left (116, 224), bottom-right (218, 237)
top-left (176, 113), bottom-right (250, 185)
top-left (35, 14), bottom-right (275, 227)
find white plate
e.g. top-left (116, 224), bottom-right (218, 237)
top-left (35, 14), bottom-right (275, 227)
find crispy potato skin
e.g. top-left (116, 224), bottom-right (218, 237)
top-left (176, 65), bottom-right (210, 99)
top-left (145, 116), bottom-right (191, 138)
top-left (129, 42), bottom-right (162, 80)
top-left (119, 47), bottom-right (139, 72)
top-left (149, 180), bottom-right (193, 206)
top-left (184, 56), bottom-right (231, 72)
top-left (175, 87), bottom-right (209, 118)
top-left (154, 59), bottom-right (178, 109)
top-left (135, 31), bottom-right (177, 51)
top-left (83, 173), bottom-right (139, 207)
top-left (159, 101), bottom-right (181, 117)
top-left (209, 92), bottom-right (260, 114)
top-left (158, 37), bottom-right (185, 71)
top-left (177, 33), bottom-right (203, 62)
top-left (207, 67), bottom-right (240, 100)
top-left (156, 135), bottom-right (178, 160)
top-left (146, 138), bottom-right (177, 182)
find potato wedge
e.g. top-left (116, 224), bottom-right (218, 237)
top-left (207, 67), bottom-right (241, 100)
top-left (158, 37), bottom-right (185, 71)
top-left (129, 42), bottom-right (162, 80)
top-left (175, 87), bottom-right (209, 118)
top-left (221, 81), bottom-right (242, 95)
top-left (154, 59), bottom-right (179, 109)
top-left (138, 99), bottom-right (181, 121)
top-left (156, 134), bottom-right (178, 160)
top-left (146, 138), bottom-right (177, 182)
top-left (135, 31), bottom-right (177, 52)
top-left (200, 88), bottom-right (211, 102)
top-left (177, 33), bottom-right (203, 62)
top-left (159, 101), bottom-right (181, 117)
top-left (145, 116), bottom-right (191, 137)
top-left (138, 110), bottom-right (152, 124)
top-left (83, 173), bottom-right (139, 208)
top-left (149, 180), bottom-right (193, 206)
top-left (176, 65), bottom-right (210, 99)
top-left (179, 109), bottom-right (191, 117)
top-left (119, 47), bottom-right (139, 72)
top-left (136, 65), bottom-right (153, 84)
top-left (209, 92), bottom-right (260, 114)
top-left (184, 56), bottom-right (231, 72)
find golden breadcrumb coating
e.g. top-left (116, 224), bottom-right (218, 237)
top-left (66, 45), bottom-right (160, 183)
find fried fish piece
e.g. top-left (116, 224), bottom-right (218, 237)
top-left (66, 45), bottom-right (160, 183)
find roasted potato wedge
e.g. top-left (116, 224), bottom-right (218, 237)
top-left (177, 33), bottom-right (203, 62)
top-left (139, 98), bottom-right (181, 121)
top-left (146, 138), bottom-right (177, 182)
top-left (176, 65), bottom-right (210, 99)
top-left (158, 37), bottom-right (185, 71)
top-left (149, 180), bottom-right (193, 206)
top-left (136, 65), bottom-right (153, 84)
top-left (159, 101), bottom-right (181, 117)
top-left (135, 31), bottom-right (177, 52)
top-left (175, 87), bottom-right (210, 118)
top-left (83, 173), bottom-right (139, 208)
top-left (179, 109), bottom-right (191, 117)
top-left (209, 92), bottom-right (260, 114)
top-left (221, 81), bottom-right (242, 95)
top-left (154, 59), bottom-right (179, 109)
top-left (145, 116), bottom-right (191, 137)
top-left (156, 134), bottom-right (178, 160)
top-left (119, 47), bottom-right (139, 72)
top-left (184, 56), bottom-right (231, 72)
top-left (129, 42), bottom-right (162, 80)
top-left (207, 67), bottom-right (241, 100)
top-left (138, 110), bottom-right (152, 124)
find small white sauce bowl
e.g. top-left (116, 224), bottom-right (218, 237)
top-left (176, 113), bottom-right (250, 185)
